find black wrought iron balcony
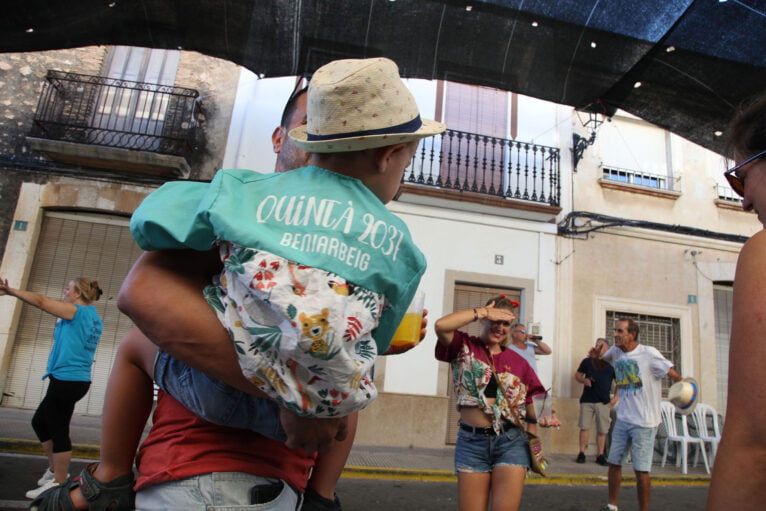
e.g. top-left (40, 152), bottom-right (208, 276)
top-left (403, 129), bottom-right (561, 207)
top-left (27, 70), bottom-right (200, 178)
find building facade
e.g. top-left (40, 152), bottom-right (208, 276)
top-left (0, 46), bottom-right (238, 414)
top-left (0, 47), bottom-right (756, 454)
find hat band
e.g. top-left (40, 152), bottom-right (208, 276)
top-left (307, 115), bottom-right (423, 142)
top-left (679, 382), bottom-right (698, 410)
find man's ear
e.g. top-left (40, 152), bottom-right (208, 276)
top-left (272, 126), bottom-right (287, 154)
top-left (373, 143), bottom-right (407, 173)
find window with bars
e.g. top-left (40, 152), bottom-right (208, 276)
top-left (605, 311), bottom-right (680, 396)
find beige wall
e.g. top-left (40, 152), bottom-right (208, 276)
top-left (553, 113), bottom-right (755, 454)
top-left (355, 392), bottom-right (451, 449)
top-left (355, 393), bottom-right (585, 454)
top-left (577, 114), bottom-right (760, 240)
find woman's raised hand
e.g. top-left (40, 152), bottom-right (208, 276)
top-left (482, 301), bottom-right (515, 323)
top-left (0, 277), bottom-right (12, 296)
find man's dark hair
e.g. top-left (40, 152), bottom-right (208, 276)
top-left (726, 93), bottom-right (766, 162)
top-left (618, 318), bottom-right (640, 341)
top-left (280, 86), bottom-right (308, 128)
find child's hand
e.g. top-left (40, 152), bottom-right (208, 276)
top-left (279, 407), bottom-right (349, 455)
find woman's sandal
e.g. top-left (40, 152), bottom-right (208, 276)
top-left (29, 463), bottom-right (135, 511)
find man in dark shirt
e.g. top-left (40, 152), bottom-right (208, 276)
top-left (574, 338), bottom-right (616, 465)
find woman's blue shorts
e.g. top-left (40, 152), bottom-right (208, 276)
top-left (454, 422), bottom-right (531, 473)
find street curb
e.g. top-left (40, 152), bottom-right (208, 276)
top-left (1, 438), bottom-right (710, 487)
top-left (0, 438), bottom-right (100, 460)
top-left (337, 466), bottom-right (710, 486)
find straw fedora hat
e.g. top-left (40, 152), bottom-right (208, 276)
top-left (289, 57), bottom-right (446, 153)
top-left (667, 377), bottom-right (699, 415)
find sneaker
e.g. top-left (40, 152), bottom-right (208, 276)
top-left (596, 454), bottom-right (608, 466)
top-left (598, 505), bottom-right (619, 511)
top-left (36, 468), bottom-right (55, 487)
top-left (576, 452), bottom-right (586, 464)
top-left (25, 479), bottom-right (59, 500)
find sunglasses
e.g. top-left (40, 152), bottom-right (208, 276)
top-left (724, 148), bottom-right (766, 197)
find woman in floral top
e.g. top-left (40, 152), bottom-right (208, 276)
top-left (435, 295), bottom-right (545, 511)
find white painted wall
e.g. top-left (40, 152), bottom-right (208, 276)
top-left (222, 73), bottom-right (440, 174)
top-left (222, 71), bottom-right (294, 172)
top-left (382, 201), bottom-right (559, 396)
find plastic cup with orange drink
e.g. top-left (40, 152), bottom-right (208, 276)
top-left (386, 290), bottom-right (425, 355)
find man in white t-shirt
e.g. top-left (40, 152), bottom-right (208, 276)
top-left (594, 318), bottom-right (683, 511)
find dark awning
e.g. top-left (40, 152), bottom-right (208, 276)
top-left (4, 0), bottom-right (766, 154)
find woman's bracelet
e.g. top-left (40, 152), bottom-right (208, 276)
top-left (524, 417), bottom-right (538, 424)
top-left (473, 308), bottom-right (479, 321)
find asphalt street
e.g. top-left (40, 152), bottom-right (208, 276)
top-left (1, 452), bottom-right (709, 511)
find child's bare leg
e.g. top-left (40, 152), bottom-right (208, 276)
top-left (307, 412), bottom-right (358, 500)
top-left (69, 326), bottom-right (157, 508)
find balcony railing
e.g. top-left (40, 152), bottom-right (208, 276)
top-left (29, 70), bottom-right (200, 161)
top-left (403, 129), bottom-right (561, 206)
top-left (602, 166), bottom-right (672, 191)
top-left (716, 184), bottom-right (743, 204)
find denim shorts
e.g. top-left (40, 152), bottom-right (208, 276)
top-left (454, 422), bottom-right (530, 472)
top-left (154, 351), bottom-right (286, 441)
top-left (136, 472), bottom-right (299, 510)
top-left (606, 418), bottom-right (658, 472)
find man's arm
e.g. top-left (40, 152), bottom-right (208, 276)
top-left (666, 367), bottom-right (682, 383)
top-left (574, 370), bottom-right (591, 386)
top-left (531, 338), bottom-right (552, 355)
top-left (117, 249), bottom-right (267, 397)
top-left (118, 249), bottom-right (350, 453)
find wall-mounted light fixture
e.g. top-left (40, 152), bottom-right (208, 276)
top-left (572, 110), bottom-right (605, 171)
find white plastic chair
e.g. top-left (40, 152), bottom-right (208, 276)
top-left (691, 403), bottom-right (722, 466)
top-left (660, 401), bottom-right (710, 474)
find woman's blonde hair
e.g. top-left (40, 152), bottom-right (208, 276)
top-left (484, 294), bottom-right (519, 347)
top-left (72, 277), bottom-right (103, 304)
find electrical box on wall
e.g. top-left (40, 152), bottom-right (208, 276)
top-left (529, 322), bottom-right (541, 335)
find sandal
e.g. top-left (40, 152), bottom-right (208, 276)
top-left (29, 464), bottom-right (135, 511)
top-left (301, 487), bottom-right (342, 511)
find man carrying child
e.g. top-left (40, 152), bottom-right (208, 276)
top-left (32, 57), bottom-right (444, 511)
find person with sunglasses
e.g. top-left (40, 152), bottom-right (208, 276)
top-left (435, 296), bottom-right (545, 511)
top-left (509, 323), bottom-right (552, 375)
top-left (707, 94), bottom-right (766, 510)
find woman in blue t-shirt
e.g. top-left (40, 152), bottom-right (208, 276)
top-left (0, 276), bottom-right (103, 499)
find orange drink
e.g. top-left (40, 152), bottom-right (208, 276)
top-left (385, 290), bottom-right (425, 355)
top-left (389, 312), bottom-right (424, 353)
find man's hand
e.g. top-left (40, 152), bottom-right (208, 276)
top-left (279, 407), bottom-right (349, 455)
